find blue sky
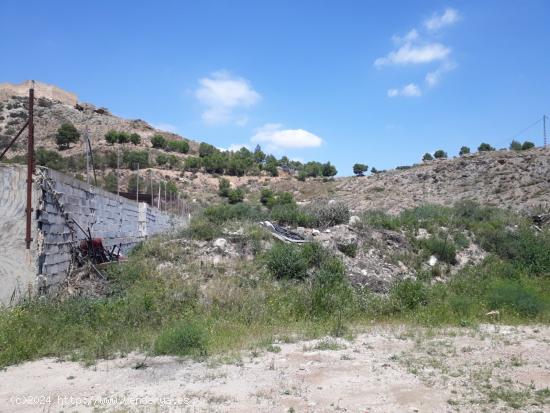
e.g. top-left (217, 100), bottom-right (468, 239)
top-left (1, 1), bottom-right (549, 175)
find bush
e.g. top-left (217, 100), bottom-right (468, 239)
top-left (151, 134), bottom-right (167, 149)
top-left (304, 202), bottom-right (350, 228)
top-left (36, 147), bottom-right (67, 170)
top-left (166, 139), bottom-right (189, 153)
top-left (184, 156), bottom-right (202, 172)
top-left (309, 257), bottom-right (354, 318)
top-left (260, 188), bottom-right (274, 205)
top-left (270, 204), bottom-right (313, 227)
top-left (321, 162), bottom-right (337, 177)
top-left (265, 243), bottom-right (308, 279)
top-left (337, 242), bottom-right (358, 258)
top-left (420, 237), bottom-right (457, 264)
top-left (103, 172), bottom-right (117, 192)
top-left (521, 141), bottom-right (535, 150)
top-left (510, 140), bottom-right (522, 151)
top-left (55, 123), bottom-right (80, 150)
top-left (459, 146), bottom-right (470, 155)
top-left (227, 188), bottom-right (244, 204)
top-left (156, 153), bottom-right (169, 166)
top-left (392, 279), bottom-right (429, 310)
top-left (129, 133), bottom-right (141, 145)
top-left (105, 130), bottom-right (118, 145)
top-left (123, 150), bottom-right (149, 169)
top-left (487, 279), bottom-right (545, 317)
top-left (154, 320), bottom-right (207, 356)
top-left (478, 142), bottom-right (495, 152)
top-left (218, 178), bottom-right (231, 197)
top-left (199, 142), bottom-right (217, 157)
top-left (188, 217), bottom-right (221, 240)
top-left (203, 203), bottom-right (265, 224)
top-left (422, 153), bottom-right (433, 161)
top-left (353, 163), bottom-right (368, 176)
top-left (434, 149), bottom-right (447, 159)
top-left (358, 210), bottom-right (400, 230)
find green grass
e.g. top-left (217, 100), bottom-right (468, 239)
top-left (0, 202), bottom-right (548, 368)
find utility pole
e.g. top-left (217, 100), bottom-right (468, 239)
top-left (544, 114), bottom-right (547, 148)
top-left (25, 83), bottom-right (35, 249)
top-left (116, 145), bottom-right (120, 198)
top-left (136, 163), bottom-right (140, 203)
top-left (85, 126), bottom-right (90, 185)
top-left (157, 181), bottom-right (161, 209)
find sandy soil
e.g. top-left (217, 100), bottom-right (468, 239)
top-left (0, 324), bottom-right (548, 413)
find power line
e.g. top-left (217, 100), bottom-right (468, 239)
top-left (508, 116), bottom-right (543, 142)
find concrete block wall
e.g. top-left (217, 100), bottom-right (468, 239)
top-left (0, 165), bottom-right (184, 305)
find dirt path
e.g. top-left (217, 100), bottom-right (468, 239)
top-left (0, 324), bottom-right (548, 412)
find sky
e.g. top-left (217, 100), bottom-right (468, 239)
top-left (1, 0), bottom-right (550, 175)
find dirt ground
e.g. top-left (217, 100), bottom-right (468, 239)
top-left (0, 324), bottom-right (548, 413)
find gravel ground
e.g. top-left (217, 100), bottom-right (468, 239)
top-left (0, 324), bottom-right (548, 413)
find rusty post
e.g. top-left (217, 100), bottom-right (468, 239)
top-left (25, 85), bottom-right (35, 249)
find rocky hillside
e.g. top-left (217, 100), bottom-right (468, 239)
top-left (0, 81), bottom-right (198, 156)
top-left (1, 81), bottom-right (549, 214)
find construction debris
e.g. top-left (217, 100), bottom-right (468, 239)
top-left (260, 221), bottom-right (308, 243)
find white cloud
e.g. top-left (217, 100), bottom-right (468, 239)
top-left (392, 29), bottom-right (419, 45)
top-left (251, 123), bottom-right (323, 150)
top-left (387, 83), bottom-right (422, 98)
top-left (223, 143), bottom-right (252, 152)
top-left (425, 61), bottom-right (456, 87)
top-left (375, 42), bottom-right (450, 67)
top-left (424, 8), bottom-right (460, 31)
top-left (152, 123), bottom-right (178, 133)
top-left (195, 71), bottom-right (261, 124)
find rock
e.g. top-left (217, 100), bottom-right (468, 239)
top-left (428, 255), bottom-right (438, 266)
top-left (416, 228), bottom-right (430, 240)
top-left (324, 229), bottom-right (331, 233)
top-left (312, 229), bottom-right (320, 235)
top-left (213, 238), bottom-right (228, 252)
top-left (348, 215), bottom-right (360, 225)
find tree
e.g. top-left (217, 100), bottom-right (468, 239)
top-left (353, 163), bottom-right (368, 176)
top-left (105, 130), bottom-right (119, 145)
top-left (253, 145), bottom-right (266, 164)
top-left (151, 134), bottom-right (167, 149)
top-left (322, 162), bottom-right (337, 177)
top-left (521, 141), bottom-right (535, 150)
top-left (218, 178), bottom-right (231, 197)
top-left (103, 172), bottom-right (117, 192)
top-left (478, 143), bottom-right (495, 152)
top-left (130, 133), bottom-right (141, 145)
top-left (459, 146), bottom-right (470, 156)
top-left (166, 139), bottom-right (189, 153)
top-left (199, 142), bottom-right (217, 157)
top-left (55, 123), bottom-right (80, 150)
top-left (434, 149), bottom-right (448, 159)
top-left (264, 156), bottom-right (279, 177)
top-left (510, 140), bottom-right (522, 151)
top-left (228, 188), bottom-right (244, 204)
top-left (156, 153), bottom-right (169, 166)
top-left (122, 150), bottom-right (149, 170)
top-left (422, 153), bottom-right (434, 161)
top-left (370, 167), bottom-right (378, 174)
top-left (184, 156), bottom-right (202, 172)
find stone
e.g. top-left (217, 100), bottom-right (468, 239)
top-left (415, 228), bottom-right (430, 240)
top-left (348, 215), bottom-right (360, 225)
top-left (428, 255), bottom-right (438, 266)
top-left (213, 238), bottom-right (228, 252)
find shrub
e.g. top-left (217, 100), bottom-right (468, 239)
top-left (151, 134), bottom-right (167, 149)
top-left (510, 140), bottom-right (522, 151)
top-left (434, 149), bottom-right (447, 159)
top-left (301, 242), bottom-right (326, 268)
top-left (353, 163), bottom-right (368, 176)
top-left (260, 188), bottom-right (274, 205)
top-left (478, 142), bottom-right (495, 152)
top-left (302, 202), bottom-right (350, 229)
top-left (270, 203), bottom-right (313, 227)
top-left (487, 279), bottom-right (545, 317)
top-left (203, 203), bottom-right (265, 224)
top-left (55, 123), bottom-right (80, 150)
top-left (227, 188), bottom-right (244, 204)
top-left (265, 243), bottom-right (308, 279)
top-left (117, 132), bottom-right (130, 144)
top-left (188, 217), bottom-right (221, 240)
top-left (184, 156), bottom-right (202, 172)
top-left (459, 146), bottom-right (470, 155)
top-left (154, 320), bottom-right (207, 356)
top-left (123, 150), bottom-right (149, 169)
top-left (358, 210), bottom-right (400, 230)
top-left (521, 141), bottom-right (535, 150)
top-left (392, 279), bottom-right (428, 310)
top-left (166, 139), bottom-right (189, 153)
top-left (105, 130), bottom-right (118, 145)
top-left (103, 172), bottom-right (117, 192)
top-left (156, 153), bottom-right (169, 166)
top-left (36, 147), bottom-right (67, 170)
top-left (218, 178), bottom-right (231, 197)
top-left (337, 242), bottom-right (358, 258)
top-left (309, 257), bottom-right (354, 318)
top-left (321, 162), bottom-right (337, 177)
top-left (129, 133), bottom-right (141, 145)
top-left (422, 153), bottom-right (433, 161)
top-left (199, 142), bottom-right (217, 157)
top-left (420, 237), bottom-right (457, 264)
